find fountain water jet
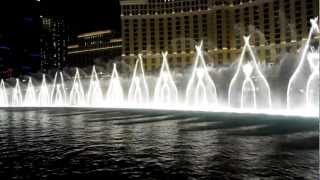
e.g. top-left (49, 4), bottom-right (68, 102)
top-left (287, 17), bottom-right (319, 110)
top-left (0, 79), bottom-right (8, 106)
top-left (228, 36), bottom-right (272, 109)
top-left (241, 63), bottom-right (257, 109)
top-left (154, 52), bottom-right (178, 106)
top-left (51, 72), bottom-right (67, 106)
top-left (38, 74), bottom-right (50, 106)
top-left (12, 79), bottom-right (23, 106)
top-left (87, 66), bottom-right (104, 106)
top-left (185, 41), bottom-right (218, 107)
top-left (128, 54), bottom-right (149, 105)
top-left (106, 64), bottom-right (124, 106)
top-left (24, 77), bottom-right (37, 106)
top-left (69, 68), bottom-right (86, 106)
top-left (306, 47), bottom-right (319, 110)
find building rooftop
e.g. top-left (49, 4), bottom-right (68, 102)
top-left (77, 30), bottom-right (112, 38)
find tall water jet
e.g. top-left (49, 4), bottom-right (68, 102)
top-left (106, 64), bottom-right (124, 106)
top-left (38, 74), bottom-right (50, 106)
top-left (228, 36), bottom-right (272, 109)
top-left (87, 66), bottom-right (104, 106)
top-left (51, 72), bottom-right (67, 106)
top-left (24, 77), bottom-right (37, 106)
top-left (241, 63), bottom-right (256, 109)
top-left (185, 41), bottom-right (218, 107)
top-left (128, 54), bottom-right (149, 105)
top-left (0, 79), bottom-right (8, 106)
top-left (287, 17), bottom-right (320, 111)
top-left (153, 52), bottom-right (178, 106)
top-left (12, 79), bottom-right (23, 106)
top-left (69, 68), bottom-right (86, 106)
top-left (306, 47), bottom-right (319, 111)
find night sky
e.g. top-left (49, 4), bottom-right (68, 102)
top-left (42, 0), bottom-right (122, 36)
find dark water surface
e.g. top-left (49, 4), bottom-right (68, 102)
top-left (0, 108), bottom-right (318, 179)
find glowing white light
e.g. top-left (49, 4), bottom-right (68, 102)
top-left (228, 36), bottom-right (272, 109)
top-left (306, 47), bottom-right (319, 109)
top-left (287, 17), bottom-right (320, 110)
top-left (128, 54), bottom-right (149, 105)
top-left (0, 79), bottom-right (8, 106)
top-left (241, 63), bottom-right (256, 109)
top-left (87, 66), bottom-right (104, 106)
top-left (69, 68), bottom-right (86, 106)
top-left (154, 51), bottom-right (178, 106)
top-left (38, 74), bottom-right (50, 106)
top-left (1, 19), bottom-right (319, 118)
top-left (24, 77), bottom-right (37, 106)
top-left (51, 72), bottom-right (67, 106)
top-left (106, 64), bottom-right (124, 106)
top-left (12, 79), bottom-right (23, 106)
top-left (185, 41), bottom-right (218, 106)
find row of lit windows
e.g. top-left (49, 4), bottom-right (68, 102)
top-left (122, 0), bottom-right (316, 55)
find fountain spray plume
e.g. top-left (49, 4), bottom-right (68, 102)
top-left (69, 68), bottom-right (86, 106)
top-left (87, 66), bottom-right (104, 106)
top-left (12, 79), bottom-right (23, 106)
top-left (24, 77), bottom-right (37, 106)
top-left (38, 74), bottom-right (50, 106)
top-left (51, 72), bottom-right (67, 106)
top-left (306, 46), bottom-right (319, 110)
top-left (153, 51), bottom-right (178, 106)
top-left (241, 63), bottom-right (257, 109)
top-left (185, 40), bottom-right (218, 107)
top-left (228, 36), bottom-right (272, 109)
top-left (128, 54), bottom-right (149, 106)
top-left (0, 79), bottom-right (8, 106)
top-left (106, 63), bottom-right (124, 106)
top-left (287, 17), bottom-right (320, 110)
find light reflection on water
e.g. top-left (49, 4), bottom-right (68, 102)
top-left (0, 108), bottom-right (318, 179)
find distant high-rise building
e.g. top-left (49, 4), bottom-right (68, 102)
top-left (40, 14), bottom-right (67, 72)
top-left (67, 30), bottom-right (122, 67)
top-left (120, 0), bottom-right (319, 72)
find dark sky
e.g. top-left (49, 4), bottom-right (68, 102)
top-left (42, 0), bottom-right (121, 36)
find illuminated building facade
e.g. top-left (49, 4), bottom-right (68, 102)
top-left (120, 0), bottom-right (319, 71)
top-left (67, 30), bottom-right (122, 67)
top-left (40, 14), bottom-right (67, 72)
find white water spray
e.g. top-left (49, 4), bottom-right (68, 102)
top-left (87, 66), bottom-right (104, 106)
top-left (185, 41), bottom-right (218, 107)
top-left (69, 68), bottom-right (86, 106)
top-left (128, 54), bottom-right (149, 105)
top-left (106, 64), bottom-right (124, 106)
top-left (287, 17), bottom-right (320, 110)
top-left (154, 52), bottom-right (178, 106)
top-left (228, 36), bottom-right (272, 109)
top-left (0, 79), bottom-right (8, 106)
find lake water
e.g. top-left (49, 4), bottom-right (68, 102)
top-left (0, 108), bottom-right (318, 179)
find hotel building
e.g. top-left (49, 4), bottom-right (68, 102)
top-left (120, 0), bottom-right (319, 71)
top-left (67, 30), bottom-right (122, 67)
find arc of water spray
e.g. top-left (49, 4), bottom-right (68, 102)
top-left (185, 40), bottom-right (218, 106)
top-left (241, 63), bottom-right (257, 109)
top-left (12, 79), bottom-right (23, 106)
top-left (69, 68), bottom-right (86, 106)
top-left (287, 17), bottom-right (320, 109)
top-left (24, 77), bottom-right (37, 106)
top-left (228, 36), bottom-right (272, 108)
top-left (154, 51), bottom-right (178, 105)
top-left (106, 63), bottom-right (124, 105)
top-left (306, 47), bottom-right (319, 107)
top-left (50, 72), bottom-right (67, 106)
top-left (0, 79), bottom-right (8, 106)
top-left (128, 54), bottom-right (149, 104)
top-left (87, 66), bottom-right (103, 106)
top-left (38, 74), bottom-right (50, 106)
